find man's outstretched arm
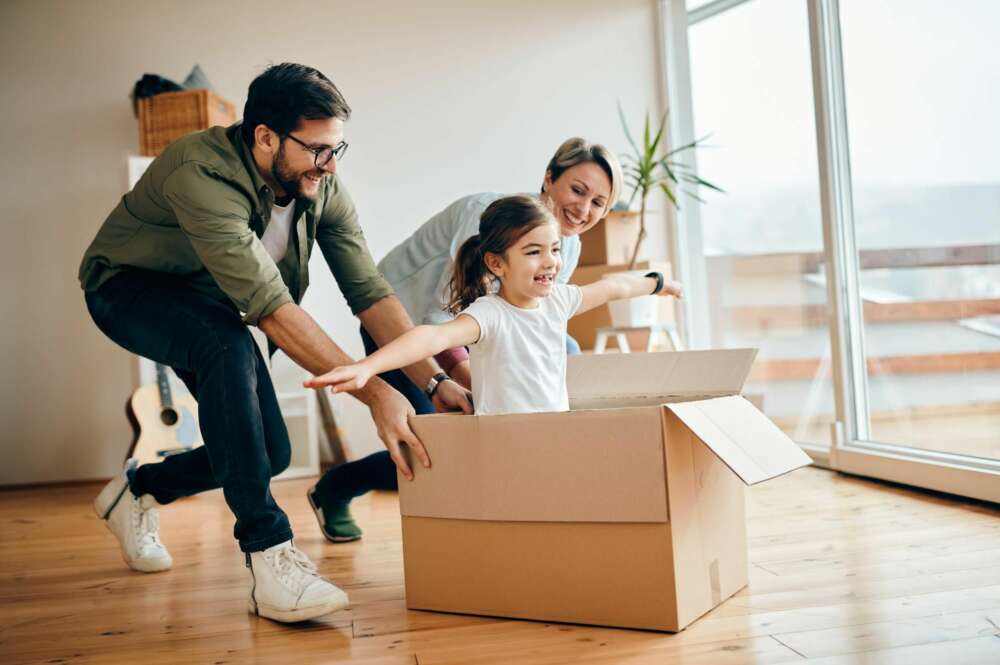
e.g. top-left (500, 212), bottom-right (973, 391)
top-left (259, 301), bottom-right (427, 480)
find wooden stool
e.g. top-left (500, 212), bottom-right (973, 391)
top-left (593, 323), bottom-right (684, 354)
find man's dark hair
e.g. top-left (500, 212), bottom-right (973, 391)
top-left (241, 63), bottom-right (351, 146)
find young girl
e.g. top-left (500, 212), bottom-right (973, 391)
top-left (306, 195), bottom-right (682, 415)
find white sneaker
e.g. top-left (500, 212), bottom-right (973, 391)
top-left (247, 541), bottom-right (349, 622)
top-left (93, 458), bottom-right (172, 573)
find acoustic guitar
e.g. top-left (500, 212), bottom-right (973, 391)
top-left (125, 363), bottom-right (203, 465)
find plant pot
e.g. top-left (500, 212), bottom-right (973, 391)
top-left (604, 271), bottom-right (660, 327)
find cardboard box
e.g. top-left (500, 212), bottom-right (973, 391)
top-left (399, 349), bottom-right (811, 632)
top-left (568, 260), bottom-right (676, 350)
top-left (579, 211), bottom-right (641, 265)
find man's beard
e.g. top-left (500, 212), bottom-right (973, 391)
top-left (271, 143), bottom-right (319, 203)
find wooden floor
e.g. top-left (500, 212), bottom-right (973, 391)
top-left (2, 467), bottom-right (998, 665)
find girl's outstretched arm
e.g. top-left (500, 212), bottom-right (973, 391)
top-left (305, 315), bottom-right (482, 394)
top-left (576, 272), bottom-right (682, 317)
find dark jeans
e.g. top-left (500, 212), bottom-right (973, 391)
top-left (313, 328), bottom-right (581, 506)
top-left (85, 270), bottom-right (292, 552)
top-left (313, 326), bottom-right (435, 503)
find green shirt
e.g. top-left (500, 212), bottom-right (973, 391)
top-left (79, 123), bottom-right (392, 325)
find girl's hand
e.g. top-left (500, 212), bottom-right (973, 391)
top-left (305, 362), bottom-right (374, 394)
top-left (661, 280), bottom-right (683, 299)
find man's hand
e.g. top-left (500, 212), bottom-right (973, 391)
top-left (432, 379), bottom-right (474, 414)
top-left (368, 389), bottom-right (429, 481)
top-left (305, 362), bottom-right (373, 394)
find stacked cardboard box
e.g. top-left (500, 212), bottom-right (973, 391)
top-left (568, 260), bottom-right (675, 350)
top-left (573, 212), bottom-right (677, 350)
top-left (578, 211), bottom-right (641, 266)
top-left (399, 349), bottom-right (811, 632)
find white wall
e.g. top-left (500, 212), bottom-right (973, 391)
top-left (0, 0), bottom-right (666, 484)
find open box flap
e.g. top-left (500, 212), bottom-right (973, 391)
top-left (568, 349), bottom-right (758, 410)
top-left (665, 395), bottom-right (812, 485)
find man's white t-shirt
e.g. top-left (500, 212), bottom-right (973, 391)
top-left (460, 284), bottom-right (583, 415)
top-left (261, 200), bottom-right (295, 262)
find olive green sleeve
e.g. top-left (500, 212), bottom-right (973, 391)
top-left (162, 162), bottom-right (293, 325)
top-left (315, 177), bottom-right (393, 315)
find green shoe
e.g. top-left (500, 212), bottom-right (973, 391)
top-left (307, 485), bottom-right (362, 543)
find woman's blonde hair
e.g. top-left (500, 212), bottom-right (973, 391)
top-left (543, 137), bottom-right (623, 215)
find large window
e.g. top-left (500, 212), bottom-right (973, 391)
top-left (840, 0), bottom-right (1000, 462)
top-left (672, 0), bottom-right (1000, 499)
top-left (689, 0), bottom-right (833, 449)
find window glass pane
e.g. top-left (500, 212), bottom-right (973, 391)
top-left (689, 0), bottom-right (833, 448)
top-left (841, 0), bottom-right (1000, 462)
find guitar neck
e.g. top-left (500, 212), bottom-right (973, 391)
top-left (155, 363), bottom-right (174, 410)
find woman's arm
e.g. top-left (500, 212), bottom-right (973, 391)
top-left (576, 272), bottom-right (682, 317)
top-left (305, 316), bottom-right (482, 394)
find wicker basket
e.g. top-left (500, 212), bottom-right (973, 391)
top-left (138, 89), bottom-right (237, 156)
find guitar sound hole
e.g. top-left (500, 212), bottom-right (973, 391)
top-left (160, 408), bottom-right (179, 427)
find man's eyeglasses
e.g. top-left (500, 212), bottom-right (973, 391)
top-left (284, 133), bottom-right (348, 168)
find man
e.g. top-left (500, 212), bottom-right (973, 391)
top-left (80, 63), bottom-right (471, 623)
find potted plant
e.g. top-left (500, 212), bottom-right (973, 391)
top-left (617, 101), bottom-right (722, 270)
top-left (601, 103), bottom-right (721, 331)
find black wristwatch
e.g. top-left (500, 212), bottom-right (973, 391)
top-left (644, 271), bottom-right (665, 295)
top-left (425, 372), bottom-right (451, 398)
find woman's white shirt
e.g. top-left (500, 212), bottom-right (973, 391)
top-left (460, 284), bottom-right (583, 415)
top-left (378, 193), bottom-right (581, 326)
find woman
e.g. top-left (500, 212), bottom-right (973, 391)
top-left (307, 137), bottom-right (623, 542)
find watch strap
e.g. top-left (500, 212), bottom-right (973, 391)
top-left (644, 271), bottom-right (665, 295)
top-left (426, 372), bottom-right (450, 397)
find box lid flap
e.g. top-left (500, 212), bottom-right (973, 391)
top-left (666, 395), bottom-right (811, 485)
top-left (568, 349), bottom-right (757, 409)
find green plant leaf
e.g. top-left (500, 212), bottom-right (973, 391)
top-left (656, 159), bottom-right (679, 184)
top-left (647, 110), bottom-right (669, 161)
top-left (642, 110), bottom-right (651, 158)
top-left (616, 100), bottom-right (641, 157)
top-left (692, 175), bottom-right (725, 193)
top-left (626, 184), bottom-right (640, 208)
top-left (658, 182), bottom-right (679, 210)
top-left (682, 187), bottom-right (707, 204)
top-left (665, 133), bottom-right (714, 157)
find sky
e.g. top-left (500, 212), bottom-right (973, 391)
top-left (686, 0), bottom-right (1000, 190)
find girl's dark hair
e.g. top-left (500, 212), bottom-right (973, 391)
top-left (242, 63), bottom-right (351, 146)
top-left (447, 195), bottom-right (556, 314)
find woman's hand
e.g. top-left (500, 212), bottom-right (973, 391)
top-left (432, 379), bottom-right (474, 414)
top-left (305, 362), bottom-right (374, 394)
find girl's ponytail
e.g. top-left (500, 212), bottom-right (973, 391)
top-left (447, 233), bottom-right (490, 314)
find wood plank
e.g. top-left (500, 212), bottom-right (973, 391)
top-left (773, 607), bottom-right (1000, 658)
top-left (749, 352), bottom-right (1000, 381)
top-left (727, 298), bottom-right (1000, 329)
top-left (792, 636), bottom-right (1000, 665)
top-left (707, 243), bottom-right (1000, 275)
top-left (722, 565), bottom-right (1000, 615)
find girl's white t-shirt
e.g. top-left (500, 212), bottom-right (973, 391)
top-left (460, 284), bottom-right (583, 415)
